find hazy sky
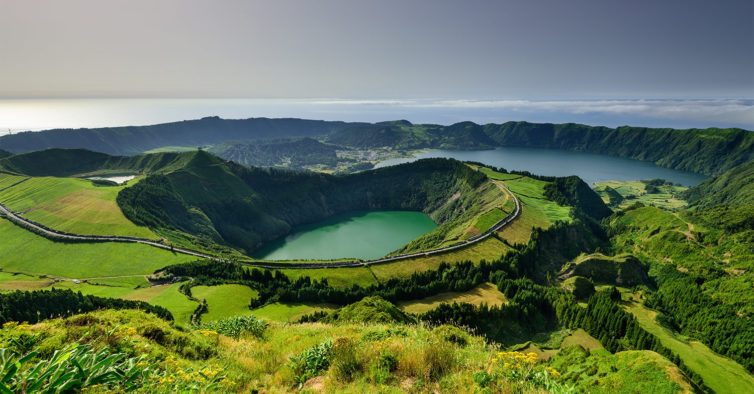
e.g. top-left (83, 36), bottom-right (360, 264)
top-left (0, 0), bottom-right (752, 99)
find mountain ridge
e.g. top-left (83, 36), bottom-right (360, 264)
top-left (1, 117), bottom-right (751, 175)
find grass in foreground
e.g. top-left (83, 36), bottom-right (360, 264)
top-left (0, 308), bottom-right (690, 393)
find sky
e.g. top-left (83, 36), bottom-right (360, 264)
top-left (0, 0), bottom-right (752, 100)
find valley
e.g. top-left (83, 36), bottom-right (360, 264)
top-left (0, 121), bottom-right (752, 393)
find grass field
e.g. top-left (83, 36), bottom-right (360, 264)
top-left (371, 236), bottom-right (511, 280)
top-left (0, 174), bottom-right (156, 238)
top-left (250, 302), bottom-right (337, 322)
top-left (622, 291), bottom-right (754, 393)
top-left (594, 180), bottom-right (688, 210)
top-left (399, 282), bottom-right (505, 314)
top-left (479, 168), bottom-right (572, 244)
top-left (0, 220), bottom-right (194, 278)
top-left (0, 271), bottom-right (55, 291)
top-left (148, 282), bottom-right (199, 326)
top-left (191, 284), bottom-right (258, 323)
top-left (276, 266), bottom-right (379, 288)
top-left (518, 328), bottom-right (603, 361)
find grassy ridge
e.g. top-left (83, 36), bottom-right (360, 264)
top-left (3, 118), bottom-right (751, 176)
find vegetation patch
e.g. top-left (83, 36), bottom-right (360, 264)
top-left (399, 282), bottom-right (506, 314)
top-left (318, 296), bottom-right (416, 325)
top-left (0, 220), bottom-right (193, 278)
top-left (595, 179), bottom-right (688, 210)
top-left (191, 284), bottom-right (258, 323)
top-left (0, 174), bottom-right (156, 238)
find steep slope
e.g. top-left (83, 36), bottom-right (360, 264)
top-left (117, 153), bottom-right (487, 253)
top-left (0, 148), bottom-right (204, 177)
top-left (683, 159), bottom-right (754, 208)
top-left (2, 117), bottom-right (751, 175)
top-left (544, 175), bottom-right (613, 220)
top-left (326, 120), bottom-right (496, 149)
top-left (0, 149), bottom-right (12, 159)
top-left (209, 138), bottom-right (339, 168)
top-left (483, 121), bottom-right (754, 175)
top-left (683, 160), bottom-right (754, 233)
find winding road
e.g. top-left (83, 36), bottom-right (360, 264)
top-left (0, 182), bottom-right (520, 269)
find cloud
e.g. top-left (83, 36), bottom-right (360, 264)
top-left (408, 99), bottom-right (753, 119)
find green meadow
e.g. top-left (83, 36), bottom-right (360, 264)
top-left (192, 284), bottom-right (258, 323)
top-left (0, 219), bottom-right (194, 278)
top-left (0, 174), bottom-right (156, 238)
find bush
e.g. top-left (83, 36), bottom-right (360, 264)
top-left (200, 315), bottom-right (267, 340)
top-left (367, 350), bottom-right (398, 385)
top-left (423, 338), bottom-right (455, 381)
top-left (289, 339), bottom-right (333, 387)
top-left (331, 338), bottom-right (361, 382)
top-left (0, 345), bottom-right (150, 392)
top-left (432, 324), bottom-right (470, 346)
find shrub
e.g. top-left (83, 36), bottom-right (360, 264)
top-left (289, 339), bottom-right (333, 387)
top-left (368, 350), bottom-right (399, 385)
top-left (432, 324), bottom-right (470, 346)
top-left (200, 315), bottom-right (267, 340)
top-left (331, 338), bottom-right (361, 382)
top-left (423, 338), bottom-right (455, 381)
top-left (0, 345), bottom-right (150, 392)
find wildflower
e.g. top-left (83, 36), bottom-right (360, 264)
top-left (546, 367), bottom-right (561, 378)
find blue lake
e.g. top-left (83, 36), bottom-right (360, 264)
top-left (376, 147), bottom-right (707, 186)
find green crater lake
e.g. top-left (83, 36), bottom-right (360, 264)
top-left (255, 211), bottom-right (437, 261)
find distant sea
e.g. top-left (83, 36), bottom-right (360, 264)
top-left (1, 98), bottom-right (752, 135)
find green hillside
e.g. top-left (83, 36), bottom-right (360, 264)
top-left (0, 148), bottom-right (205, 177)
top-left (0, 117), bottom-right (348, 155)
top-left (482, 121), bottom-right (754, 175)
top-left (209, 138), bottom-right (340, 169)
top-left (0, 307), bottom-right (688, 393)
top-left (3, 117), bottom-right (750, 175)
top-left (117, 152), bottom-right (490, 254)
top-left (683, 159), bottom-right (754, 208)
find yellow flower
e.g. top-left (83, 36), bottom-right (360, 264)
top-left (3, 322), bottom-right (18, 329)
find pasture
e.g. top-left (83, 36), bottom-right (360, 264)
top-left (191, 284), bottom-right (258, 323)
top-left (0, 219), bottom-right (194, 278)
top-left (0, 174), bottom-right (156, 238)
